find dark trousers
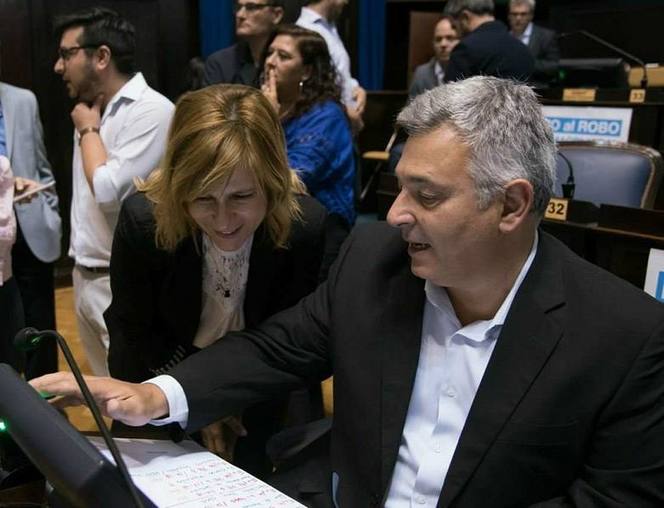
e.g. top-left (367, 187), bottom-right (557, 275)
top-left (0, 277), bottom-right (25, 371)
top-left (11, 223), bottom-right (57, 379)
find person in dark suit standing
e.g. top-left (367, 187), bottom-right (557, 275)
top-left (409, 16), bottom-right (460, 99)
top-left (443, 0), bottom-right (534, 82)
top-left (34, 76), bottom-right (664, 507)
top-left (203, 0), bottom-right (284, 87)
top-left (508, 0), bottom-right (559, 86)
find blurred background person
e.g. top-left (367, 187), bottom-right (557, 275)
top-left (508, 0), bottom-right (560, 86)
top-left (297, 0), bottom-right (366, 133)
top-left (0, 41), bottom-right (62, 379)
top-left (261, 24), bottom-right (356, 229)
top-left (106, 84), bottom-right (330, 478)
top-left (53, 7), bottom-right (174, 376)
top-left (443, 0), bottom-right (534, 82)
top-left (203, 0), bottom-right (284, 87)
top-left (409, 15), bottom-right (460, 99)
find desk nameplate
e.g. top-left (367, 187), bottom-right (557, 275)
top-left (545, 198), bottom-right (569, 221)
top-left (629, 89), bottom-right (647, 103)
top-left (563, 89), bottom-right (597, 102)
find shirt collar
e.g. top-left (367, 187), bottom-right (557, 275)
top-left (103, 72), bottom-right (147, 118)
top-left (515, 22), bottom-right (533, 42)
top-left (523, 22), bottom-right (533, 38)
top-left (300, 6), bottom-right (333, 30)
top-left (424, 230), bottom-right (539, 343)
top-left (434, 61), bottom-right (445, 84)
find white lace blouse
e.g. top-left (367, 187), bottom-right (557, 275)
top-left (192, 234), bottom-right (253, 348)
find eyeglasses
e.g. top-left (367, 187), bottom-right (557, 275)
top-left (508, 12), bottom-right (531, 17)
top-left (57, 45), bottom-right (97, 61)
top-left (234, 2), bottom-right (274, 13)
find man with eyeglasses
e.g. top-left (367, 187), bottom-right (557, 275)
top-left (53, 7), bottom-right (174, 376)
top-left (203, 1), bottom-right (284, 87)
top-left (296, 0), bottom-right (366, 133)
top-left (508, 0), bottom-right (559, 86)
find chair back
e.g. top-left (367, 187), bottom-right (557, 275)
top-left (555, 141), bottom-right (663, 209)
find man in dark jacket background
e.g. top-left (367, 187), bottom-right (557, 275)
top-left (443, 0), bottom-right (534, 82)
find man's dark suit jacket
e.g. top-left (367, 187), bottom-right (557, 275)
top-left (445, 20), bottom-right (534, 83)
top-left (202, 41), bottom-right (259, 87)
top-left (528, 24), bottom-right (560, 83)
top-left (169, 223), bottom-right (664, 507)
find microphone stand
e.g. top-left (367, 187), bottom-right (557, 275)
top-left (18, 329), bottom-right (145, 508)
top-left (560, 30), bottom-right (648, 88)
top-left (558, 150), bottom-right (575, 199)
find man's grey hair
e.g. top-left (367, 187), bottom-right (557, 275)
top-left (397, 76), bottom-right (556, 215)
top-left (444, 0), bottom-right (495, 18)
top-left (509, 0), bottom-right (535, 12)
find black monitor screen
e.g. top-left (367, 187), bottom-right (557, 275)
top-left (0, 364), bottom-right (155, 508)
top-left (558, 58), bottom-right (629, 88)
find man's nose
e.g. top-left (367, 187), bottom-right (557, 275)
top-left (386, 190), bottom-right (414, 228)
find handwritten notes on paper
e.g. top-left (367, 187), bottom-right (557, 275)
top-left (89, 437), bottom-right (304, 508)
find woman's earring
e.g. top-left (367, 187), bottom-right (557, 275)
top-left (298, 80), bottom-right (304, 93)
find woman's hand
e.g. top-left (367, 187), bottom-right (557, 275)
top-left (261, 69), bottom-right (281, 114)
top-left (200, 415), bottom-right (247, 461)
top-left (14, 177), bottom-right (41, 204)
top-left (29, 372), bottom-right (169, 426)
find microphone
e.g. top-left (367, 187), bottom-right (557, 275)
top-left (558, 30), bottom-right (648, 88)
top-left (557, 151), bottom-right (575, 199)
top-left (15, 328), bottom-right (146, 508)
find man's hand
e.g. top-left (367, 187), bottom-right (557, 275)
top-left (346, 104), bottom-right (364, 136)
top-left (29, 373), bottom-right (169, 426)
top-left (352, 86), bottom-right (367, 115)
top-left (14, 177), bottom-right (41, 204)
top-left (200, 415), bottom-right (247, 460)
top-left (71, 95), bottom-right (103, 132)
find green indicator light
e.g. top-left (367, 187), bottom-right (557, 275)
top-left (0, 420), bottom-right (7, 432)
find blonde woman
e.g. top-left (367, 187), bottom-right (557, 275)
top-left (105, 85), bottom-right (330, 478)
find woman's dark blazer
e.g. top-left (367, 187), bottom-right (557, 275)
top-left (105, 191), bottom-right (329, 383)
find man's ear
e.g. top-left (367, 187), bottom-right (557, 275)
top-left (94, 45), bottom-right (112, 71)
top-left (272, 7), bottom-right (284, 25)
top-left (458, 10), bottom-right (471, 29)
top-left (499, 179), bottom-right (534, 233)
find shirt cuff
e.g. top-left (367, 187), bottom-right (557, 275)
top-left (91, 160), bottom-right (122, 208)
top-left (142, 375), bottom-right (189, 428)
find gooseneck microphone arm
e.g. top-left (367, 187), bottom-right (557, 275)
top-left (560, 30), bottom-right (648, 88)
top-left (15, 328), bottom-right (145, 508)
top-left (558, 151), bottom-right (575, 199)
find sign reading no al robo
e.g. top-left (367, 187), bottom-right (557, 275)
top-left (541, 106), bottom-right (633, 143)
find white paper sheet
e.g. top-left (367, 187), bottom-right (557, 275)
top-left (89, 436), bottom-right (304, 508)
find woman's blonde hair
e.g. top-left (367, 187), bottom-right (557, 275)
top-left (139, 84), bottom-right (303, 251)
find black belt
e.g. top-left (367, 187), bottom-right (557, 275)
top-left (76, 264), bottom-right (110, 274)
